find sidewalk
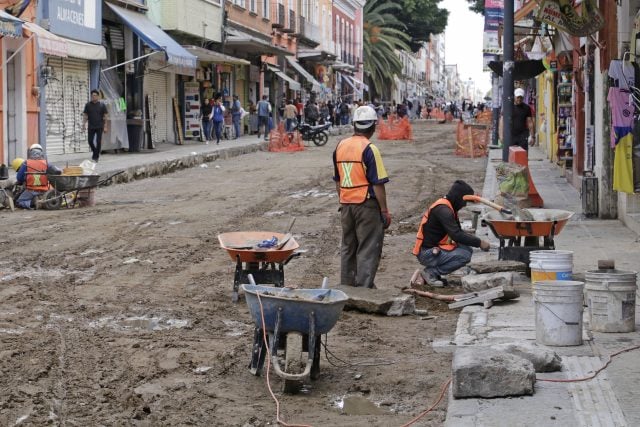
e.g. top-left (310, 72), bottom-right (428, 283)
top-left (1, 133), bottom-right (269, 188)
top-left (444, 146), bottom-right (640, 426)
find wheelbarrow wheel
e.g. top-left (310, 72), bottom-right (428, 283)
top-left (283, 332), bottom-right (304, 394)
top-left (42, 189), bottom-right (62, 210)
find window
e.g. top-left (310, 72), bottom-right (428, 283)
top-left (233, 0), bottom-right (246, 7)
top-left (250, 0), bottom-right (256, 13)
top-left (262, 0), bottom-right (269, 18)
top-left (205, 0), bottom-right (222, 4)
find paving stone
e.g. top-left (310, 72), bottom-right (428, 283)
top-left (452, 347), bottom-right (535, 398)
top-left (334, 285), bottom-right (416, 316)
top-left (490, 341), bottom-right (562, 372)
top-left (461, 272), bottom-right (520, 300)
top-left (468, 260), bottom-right (527, 274)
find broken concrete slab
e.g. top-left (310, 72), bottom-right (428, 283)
top-left (461, 272), bottom-right (519, 300)
top-left (334, 285), bottom-right (416, 316)
top-left (490, 342), bottom-right (562, 373)
top-left (452, 347), bottom-right (535, 398)
top-left (468, 260), bottom-right (527, 274)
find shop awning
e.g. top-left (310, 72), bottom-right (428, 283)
top-left (0, 10), bottom-right (22, 38)
top-left (266, 64), bottom-right (301, 91)
top-left (341, 74), bottom-right (356, 90)
top-left (225, 27), bottom-right (292, 57)
top-left (182, 45), bottom-right (249, 65)
top-left (285, 57), bottom-right (321, 92)
top-left (297, 48), bottom-right (336, 61)
top-left (349, 75), bottom-right (369, 92)
top-left (23, 22), bottom-right (68, 57)
top-left (107, 3), bottom-right (196, 73)
top-left (22, 22), bottom-right (106, 60)
top-left (332, 60), bottom-right (356, 72)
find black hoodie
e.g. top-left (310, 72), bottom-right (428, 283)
top-left (421, 180), bottom-right (482, 249)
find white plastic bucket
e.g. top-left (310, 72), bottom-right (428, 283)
top-left (585, 269), bottom-right (637, 333)
top-left (533, 280), bottom-right (584, 346)
top-left (529, 250), bottom-right (573, 283)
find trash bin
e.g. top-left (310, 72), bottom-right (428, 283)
top-left (127, 118), bottom-right (144, 152)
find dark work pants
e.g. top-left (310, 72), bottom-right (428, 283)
top-left (88, 128), bottom-right (103, 161)
top-left (340, 198), bottom-right (385, 288)
top-left (512, 132), bottom-right (529, 152)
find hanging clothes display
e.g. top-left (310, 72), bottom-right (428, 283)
top-left (607, 86), bottom-right (635, 193)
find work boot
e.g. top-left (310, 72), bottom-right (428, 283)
top-left (424, 271), bottom-right (444, 287)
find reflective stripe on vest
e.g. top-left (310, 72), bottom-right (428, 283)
top-left (412, 198), bottom-right (457, 255)
top-left (335, 135), bottom-right (370, 204)
top-left (25, 159), bottom-right (49, 192)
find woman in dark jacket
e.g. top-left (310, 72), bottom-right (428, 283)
top-left (201, 98), bottom-right (213, 142)
top-left (212, 97), bottom-right (225, 144)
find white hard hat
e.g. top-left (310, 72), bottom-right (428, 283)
top-left (29, 144), bottom-right (43, 151)
top-left (352, 105), bottom-right (377, 130)
top-left (514, 88), bottom-right (525, 98)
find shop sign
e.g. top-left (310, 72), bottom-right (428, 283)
top-left (48, 0), bottom-right (102, 44)
top-left (537, 0), bottom-right (604, 37)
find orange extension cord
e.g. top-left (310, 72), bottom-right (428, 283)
top-left (538, 343), bottom-right (640, 383)
top-left (256, 291), bottom-right (452, 427)
top-left (257, 291), bottom-right (640, 426)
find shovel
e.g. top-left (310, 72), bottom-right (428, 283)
top-left (276, 217), bottom-right (296, 249)
top-left (463, 195), bottom-right (513, 216)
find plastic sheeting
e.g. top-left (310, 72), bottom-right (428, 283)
top-left (100, 69), bottom-right (129, 150)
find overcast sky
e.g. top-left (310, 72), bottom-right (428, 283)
top-left (443, 0), bottom-right (492, 95)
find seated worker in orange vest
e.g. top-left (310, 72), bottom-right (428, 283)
top-left (411, 180), bottom-right (490, 287)
top-left (333, 105), bottom-right (391, 288)
top-left (14, 144), bottom-right (61, 209)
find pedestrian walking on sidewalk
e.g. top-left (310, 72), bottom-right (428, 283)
top-left (212, 97), bottom-right (225, 144)
top-left (231, 95), bottom-right (242, 139)
top-left (201, 98), bottom-right (213, 142)
top-left (333, 105), bottom-right (391, 289)
top-left (504, 87), bottom-right (535, 151)
top-left (82, 89), bottom-right (109, 162)
top-left (257, 95), bottom-right (271, 141)
top-left (410, 180), bottom-right (490, 287)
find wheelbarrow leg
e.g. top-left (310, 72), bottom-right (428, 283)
top-left (249, 327), bottom-right (267, 376)
top-left (310, 335), bottom-right (321, 381)
top-left (232, 255), bottom-right (242, 303)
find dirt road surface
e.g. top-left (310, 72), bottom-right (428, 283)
top-left (0, 121), bottom-right (487, 426)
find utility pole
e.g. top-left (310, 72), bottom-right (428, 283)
top-left (502, 0), bottom-right (514, 162)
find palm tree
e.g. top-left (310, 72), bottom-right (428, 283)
top-left (363, 0), bottom-right (411, 99)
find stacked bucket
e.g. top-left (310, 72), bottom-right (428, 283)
top-left (530, 250), bottom-right (637, 346)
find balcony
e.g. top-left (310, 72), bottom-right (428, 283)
top-left (271, 3), bottom-right (285, 28)
top-left (296, 16), bottom-right (321, 47)
top-left (282, 9), bottom-right (296, 33)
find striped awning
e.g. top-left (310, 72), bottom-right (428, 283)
top-left (0, 10), bottom-right (23, 38)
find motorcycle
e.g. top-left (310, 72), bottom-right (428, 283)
top-left (293, 120), bottom-right (330, 147)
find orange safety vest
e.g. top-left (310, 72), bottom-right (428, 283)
top-left (335, 135), bottom-right (371, 204)
top-left (412, 198), bottom-right (457, 255)
top-left (25, 159), bottom-right (49, 192)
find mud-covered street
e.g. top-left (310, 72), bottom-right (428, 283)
top-left (0, 121), bottom-right (487, 426)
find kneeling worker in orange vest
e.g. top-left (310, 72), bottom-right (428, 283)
top-left (14, 144), bottom-right (61, 209)
top-left (333, 105), bottom-right (390, 288)
top-left (411, 180), bottom-right (490, 287)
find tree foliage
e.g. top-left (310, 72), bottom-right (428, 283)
top-left (465, 0), bottom-right (485, 15)
top-left (396, 0), bottom-right (449, 52)
top-left (363, 0), bottom-right (411, 98)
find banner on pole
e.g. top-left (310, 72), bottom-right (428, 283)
top-left (537, 0), bottom-right (604, 37)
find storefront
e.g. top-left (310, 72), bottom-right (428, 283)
top-left (39, 0), bottom-right (105, 154)
top-left (103, 3), bottom-right (196, 148)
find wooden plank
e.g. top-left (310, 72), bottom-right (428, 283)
top-left (173, 97), bottom-right (184, 145)
top-left (448, 288), bottom-right (504, 309)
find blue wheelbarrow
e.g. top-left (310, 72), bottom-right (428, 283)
top-left (242, 277), bottom-right (348, 393)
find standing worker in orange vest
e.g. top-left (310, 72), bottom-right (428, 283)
top-left (333, 105), bottom-right (391, 288)
top-left (410, 180), bottom-right (490, 287)
top-left (14, 144), bottom-right (61, 209)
